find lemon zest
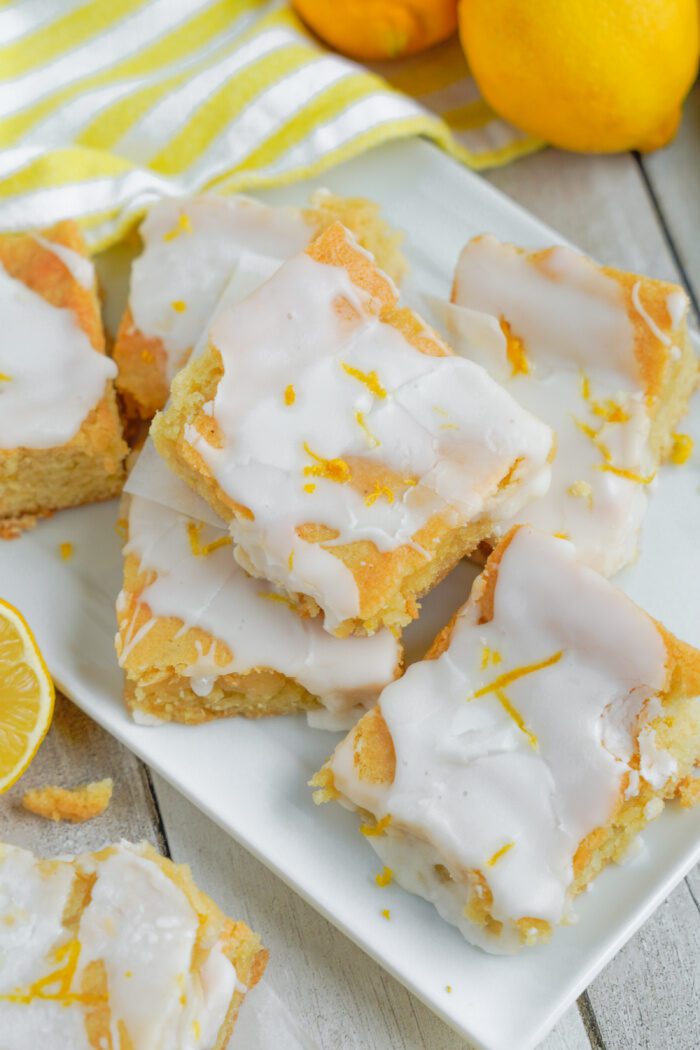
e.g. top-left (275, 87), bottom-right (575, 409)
top-left (288, 550), bottom-right (294, 570)
top-left (574, 417), bottom-right (652, 484)
top-left (580, 371), bottom-right (629, 423)
top-left (303, 483), bottom-right (316, 494)
top-left (170, 299), bottom-right (187, 313)
top-left (355, 410), bottom-right (380, 448)
top-left (573, 417), bottom-right (605, 449)
top-left (591, 399), bottom-right (629, 424)
top-left (487, 842), bottom-right (515, 868)
top-left (303, 442), bottom-right (351, 484)
top-left (495, 688), bottom-right (539, 750)
top-left (381, 909), bottom-right (391, 921)
top-left (469, 651), bottom-right (563, 751)
top-left (446, 985), bottom-right (453, 994)
top-left (284, 384), bottom-right (296, 406)
top-left (553, 531), bottom-right (569, 539)
top-left (597, 463), bottom-right (656, 484)
top-left (365, 482), bottom-right (394, 507)
top-left (375, 866), bottom-right (394, 887)
top-left (360, 813), bottom-right (392, 837)
top-left (0, 940), bottom-right (106, 1007)
top-left (480, 646), bottom-right (502, 670)
top-left (59, 542), bottom-right (73, 561)
top-left (0, 372), bottom-right (11, 382)
top-left (163, 213), bottom-right (192, 241)
top-left (670, 432), bottom-right (693, 465)
top-left (470, 651), bottom-right (563, 700)
top-left (500, 318), bottom-right (530, 376)
top-left (341, 361), bottom-right (387, 398)
top-left (186, 522), bottom-right (232, 557)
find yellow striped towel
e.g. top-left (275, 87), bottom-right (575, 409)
top-left (0, 0), bottom-right (542, 251)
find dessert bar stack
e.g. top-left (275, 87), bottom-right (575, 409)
top-left (2, 188), bottom-right (699, 962)
top-left (118, 196), bottom-right (699, 953)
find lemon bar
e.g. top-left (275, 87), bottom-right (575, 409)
top-left (447, 235), bottom-right (698, 575)
top-left (114, 191), bottom-right (406, 420)
top-left (0, 840), bottom-right (267, 1049)
top-left (152, 222), bottom-right (554, 637)
top-left (0, 222), bottom-right (127, 538)
top-left (313, 526), bottom-right (700, 953)
top-left (116, 492), bottom-right (401, 727)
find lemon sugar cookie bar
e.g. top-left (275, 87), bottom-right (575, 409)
top-left (116, 491), bottom-right (402, 728)
top-left (0, 840), bottom-right (267, 1049)
top-left (152, 222), bottom-right (554, 637)
top-left (0, 222), bottom-right (127, 537)
top-left (114, 191), bottom-right (407, 420)
top-left (447, 235), bottom-right (698, 575)
top-left (313, 526), bottom-right (700, 953)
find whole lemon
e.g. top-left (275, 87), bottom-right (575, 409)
top-left (458, 0), bottom-right (699, 152)
top-left (293, 0), bottom-right (458, 61)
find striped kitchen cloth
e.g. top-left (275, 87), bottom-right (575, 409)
top-left (0, 0), bottom-right (542, 251)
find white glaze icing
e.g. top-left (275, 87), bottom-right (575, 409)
top-left (0, 842), bottom-right (238, 1050)
top-left (31, 233), bottom-right (95, 290)
top-left (329, 527), bottom-right (675, 953)
top-left (181, 236), bottom-right (553, 630)
top-left (448, 236), bottom-right (688, 576)
top-left (119, 493), bottom-right (401, 725)
top-left (0, 262), bottom-right (116, 450)
top-left (666, 289), bottom-right (687, 330)
top-left (129, 195), bottom-right (313, 379)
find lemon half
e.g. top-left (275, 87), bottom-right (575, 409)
top-left (0, 599), bottom-right (54, 793)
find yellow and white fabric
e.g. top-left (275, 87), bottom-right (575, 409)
top-left (0, 0), bottom-right (542, 250)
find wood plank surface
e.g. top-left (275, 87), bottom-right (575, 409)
top-left (639, 82), bottom-right (700, 315)
top-left (0, 694), bottom-right (165, 856)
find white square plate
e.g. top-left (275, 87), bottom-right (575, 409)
top-left (2, 139), bottom-right (700, 1050)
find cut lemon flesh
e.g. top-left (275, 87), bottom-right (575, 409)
top-left (0, 599), bottom-right (54, 792)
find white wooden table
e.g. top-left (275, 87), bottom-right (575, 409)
top-left (1, 84), bottom-right (699, 1050)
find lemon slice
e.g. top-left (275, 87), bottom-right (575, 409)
top-left (0, 599), bottom-right (54, 792)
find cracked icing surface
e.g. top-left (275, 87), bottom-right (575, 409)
top-left (175, 231), bottom-right (553, 630)
top-left (447, 235), bottom-right (689, 576)
top-left (0, 842), bottom-right (239, 1049)
top-left (329, 528), bottom-right (675, 952)
top-left (129, 195), bottom-right (313, 380)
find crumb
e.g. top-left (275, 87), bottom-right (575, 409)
top-left (22, 778), bottom-right (113, 823)
top-left (59, 541), bottom-right (74, 561)
top-left (567, 479), bottom-right (593, 507)
top-left (677, 775), bottom-right (700, 808)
